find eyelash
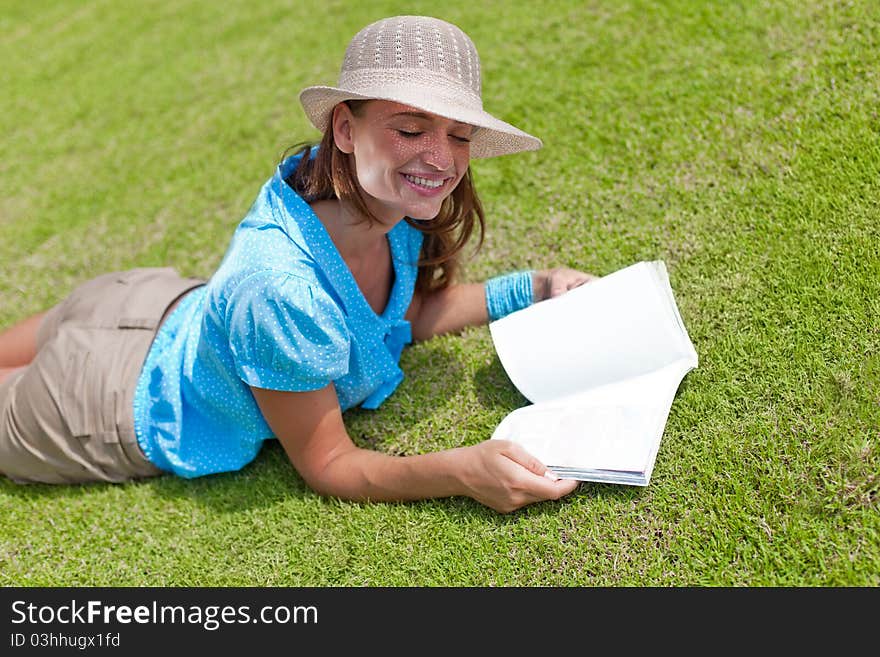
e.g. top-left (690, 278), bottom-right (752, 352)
top-left (396, 129), bottom-right (471, 144)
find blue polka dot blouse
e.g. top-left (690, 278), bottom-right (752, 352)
top-left (132, 153), bottom-right (424, 478)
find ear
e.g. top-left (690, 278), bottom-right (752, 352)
top-left (331, 103), bottom-right (355, 154)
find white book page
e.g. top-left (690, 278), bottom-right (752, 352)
top-left (489, 260), bottom-right (697, 404)
top-left (491, 360), bottom-right (693, 473)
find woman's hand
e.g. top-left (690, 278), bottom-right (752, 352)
top-left (533, 267), bottom-right (597, 302)
top-left (456, 440), bottom-right (580, 513)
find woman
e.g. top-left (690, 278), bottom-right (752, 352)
top-left (0, 16), bottom-right (592, 513)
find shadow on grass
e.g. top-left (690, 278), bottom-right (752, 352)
top-left (471, 353), bottom-right (528, 413)
top-left (0, 443), bottom-right (310, 514)
top-left (0, 351), bottom-right (637, 517)
top-left (0, 447), bottom-right (636, 520)
top-left (401, 477), bottom-right (639, 524)
top-left (340, 340), bottom-right (472, 453)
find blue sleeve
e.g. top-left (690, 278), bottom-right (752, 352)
top-left (224, 271), bottom-right (351, 391)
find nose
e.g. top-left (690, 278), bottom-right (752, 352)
top-left (422, 131), bottom-right (454, 171)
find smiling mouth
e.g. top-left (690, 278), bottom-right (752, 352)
top-left (402, 174), bottom-right (449, 190)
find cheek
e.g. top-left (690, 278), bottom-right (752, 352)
top-left (386, 135), bottom-right (425, 165)
top-left (357, 134), bottom-right (417, 176)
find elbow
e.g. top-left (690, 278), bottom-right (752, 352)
top-left (301, 470), bottom-right (356, 501)
top-left (297, 448), bottom-right (366, 501)
top-left (408, 313), bottom-right (441, 342)
top-left (409, 323), bottom-right (433, 343)
top-left (303, 476), bottom-right (343, 500)
top-left (410, 318), bottom-right (465, 342)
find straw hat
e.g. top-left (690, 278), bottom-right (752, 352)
top-left (298, 16), bottom-right (543, 159)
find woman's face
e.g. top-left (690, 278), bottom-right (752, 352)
top-left (333, 100), bottom-right (473, 221)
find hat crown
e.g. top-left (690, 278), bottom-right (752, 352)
top-left (299, 15), bottom-right (542, 158)
top-left (340, 16), bottom-right (482, 99)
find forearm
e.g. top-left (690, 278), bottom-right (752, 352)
top-left (308, 439), bottom-right (579, 513)
top-left (409, 273), bottom-right (539, 341)
top-left (308, 444), bottom-right (470, 502)
top-left (409, 283), bottom-right (488, 341)
top-left (252, 383), bottom-right (578, 512)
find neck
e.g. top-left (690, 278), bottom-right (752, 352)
top-left (311, 198), bottom-right (399, 264)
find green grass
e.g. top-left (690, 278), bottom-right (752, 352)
top-left (1, 0), bottom-right (878, 586)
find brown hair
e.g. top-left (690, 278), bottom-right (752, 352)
top-left (283, 100), bottom-right (485, 294)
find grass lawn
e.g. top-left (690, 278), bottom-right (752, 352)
top-left (1, 0), bottom-right (877, 586)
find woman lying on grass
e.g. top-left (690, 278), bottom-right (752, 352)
top-left (0, 15), bottom-right (594, 513)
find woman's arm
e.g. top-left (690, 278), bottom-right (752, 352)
top-left (250, 383), bottom-right (578, 513)
top-left (406, 267), bottom-right (596, 342)
top-left (405, 282), bottom-right (487, 342)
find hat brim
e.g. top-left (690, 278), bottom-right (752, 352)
top-left (299, 85), bottom-right (542, 159)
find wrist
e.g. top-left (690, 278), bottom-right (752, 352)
top-left (531, 270), bottom-right (548, 302)
top-left (446, 445), bottom-right (479, 499)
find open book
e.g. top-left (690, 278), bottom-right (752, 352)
top-left (489, 261), bottom-right (698, 486)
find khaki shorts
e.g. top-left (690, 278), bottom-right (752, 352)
top-left (0, 268), bottom-right (204, 484)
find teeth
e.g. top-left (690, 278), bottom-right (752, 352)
top-left (404, 174), bottom-right (445, 189)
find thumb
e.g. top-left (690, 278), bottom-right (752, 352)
top-left (501, 441), bottom-right (551, 478)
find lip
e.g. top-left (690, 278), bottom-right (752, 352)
top-left (400, 172), bottom-right (453, 197)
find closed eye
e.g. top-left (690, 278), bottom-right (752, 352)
top-left (397, 129), bottom-right (422, 138)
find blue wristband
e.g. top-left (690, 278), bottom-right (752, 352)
top-left (485, 270), bottom-right (535, 321)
